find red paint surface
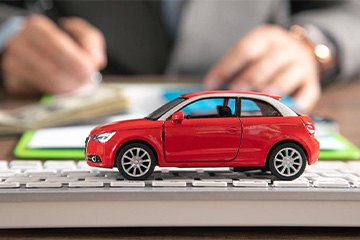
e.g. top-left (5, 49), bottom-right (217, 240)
top-left (86, 93), bottom-right (319, 170)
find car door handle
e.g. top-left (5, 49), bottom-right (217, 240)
top-left (226, 127), bottom-right (239, 133)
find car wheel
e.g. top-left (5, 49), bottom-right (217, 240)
top-left (268, 143), bottom-right (307, 180)
top-left (117, 143), bottom-right (156, 180)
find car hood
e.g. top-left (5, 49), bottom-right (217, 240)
top-left (90, 119), bottom-right (162, 135)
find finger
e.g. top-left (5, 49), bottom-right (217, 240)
top-left (204, 26), bottom-right (273, 90)
top-left (262, 63), bottom-right (304, 96)
top-left (234, 46), bottom-right (295, 91)
top-left (59, 17), bottom-right (107, 69)
top-left (293, 78), bottom-right (321, 114)
top-left (25, 15), bottom-right (95, 81)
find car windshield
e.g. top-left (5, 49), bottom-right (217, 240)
top-left (145, 97), bottom-right (187, 120)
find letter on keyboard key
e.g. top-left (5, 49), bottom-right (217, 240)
top-left (110, 181), bottom-right (145, 187)
top-left (68, 181), bottom-right (104, 188)
top-left (26, 182), bottom-right (62, 188)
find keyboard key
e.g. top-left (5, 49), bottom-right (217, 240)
top-left (151, 181), bottom-right (187, 187)
top-left (9, 160), bottom-right (42, 170)
top-left (0, 182), bottom-right (20, 188)
top-left (66, 172), bottom-right (99, 178)
top-left (110, 181), bottom-right (145, 187)
top-left (85, 177), bottom-right (117, 183)
top-left (77, 161), bottom-right (90, 168)
top-left (200, 178), bottom-right (233, 183)
top-left (233, 180), bottom-right (269, 188)
top-left (313, 179), bottom-right (350, 188)
top-left (312, 161), bottom-right (348, 170)
top-left (0, 161), bottom-right (8, 170)
top-left (26, 182), bottom-right (62, 188)
top-left (192, 181), bottom-right (227, 187)
top-left (68, 182), bottom-right (104, 188)
top-left (321, 172), bottom-right (344, 178)
top-left (45, 177), bottom-right (79, 183)
top-left (0, 170), bottom-right (22, 178)
top-left (44, 160), bottom-right (76, 169)
top-left (24, 169), bottom-right (58, 176)
top-left (273, 179), bottom-right (310, 188)
top-left (238, 178), bottom-right (272, 183)
top-left (5, 176), bottom-right (41, 184)
top-left (346, 162), bottom-right (360, 171)
top-left (61, 169), bottom-right (92, 174)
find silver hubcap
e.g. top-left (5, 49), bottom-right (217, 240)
top-left (274, 147), bottom-right (303, 177)
top-left (121, 147), bottom-right (151, 177)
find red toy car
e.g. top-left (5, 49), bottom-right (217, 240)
top-left (86, 91), bottom-right (319, 180)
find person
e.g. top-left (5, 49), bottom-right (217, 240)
top-left (0, 0), bottom-right (359, 113)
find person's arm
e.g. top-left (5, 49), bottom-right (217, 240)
top-left (291, 0), bottom-right (360, 82)
top-left (1, 15), bottom-right (107, 95)
top-left (0, 2), bottom-right (107, 95)
top-left (204, 0), bottom-right (360, 113)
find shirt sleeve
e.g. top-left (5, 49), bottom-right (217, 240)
top-left (291, 0), bottom-right (360, 81)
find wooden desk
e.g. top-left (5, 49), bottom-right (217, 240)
top-left (0, 77), bottom-right (359, 238)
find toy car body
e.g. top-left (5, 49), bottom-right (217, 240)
top-left (86, 91), bottom-right (319, 180)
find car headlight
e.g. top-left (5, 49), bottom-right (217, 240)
top-left (92, 131), bottom-right (116, 143)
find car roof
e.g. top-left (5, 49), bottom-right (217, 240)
top-left (180, 91), bottom-right (282, 100)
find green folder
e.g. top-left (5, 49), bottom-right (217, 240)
top-left (14, 130), bottom-right (360, 160)
top-left (14, 130), bottom-right (85, 160)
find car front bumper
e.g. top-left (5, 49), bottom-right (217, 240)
top-left (85, 137), bottom-right (118, 168)
top-left (304, 136), bottom-right (320, 165)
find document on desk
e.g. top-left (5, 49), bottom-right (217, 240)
top-left (27, 113), bottom-right (143, 149)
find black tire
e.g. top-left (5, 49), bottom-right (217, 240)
top-left (268, 142), bottom-right (307, 180)
top-left (116, 142), bottom-right (156, 180)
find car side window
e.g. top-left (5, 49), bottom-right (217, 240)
top-left (181, 98), bottom-right (236, 119)
top-left (240, 99), bottom-right (280, 117)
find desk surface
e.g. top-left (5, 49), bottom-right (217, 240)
top-left (0, 77), bottom-right (359, 238)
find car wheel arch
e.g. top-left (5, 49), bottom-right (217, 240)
top-left (265, 140), bottom-right (308, 168)
top-left (114, 139), bottom-right (159, 167)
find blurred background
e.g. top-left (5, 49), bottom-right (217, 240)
top-left (0, 0), bottom-right (360, 159)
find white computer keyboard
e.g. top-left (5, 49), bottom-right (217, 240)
top-left (0, 160), bottom-right (359, 188)
top-left (0, 160), bottom-right (360, 228)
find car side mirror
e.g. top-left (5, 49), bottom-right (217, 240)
top-left (171, 111), bottom-right (184, 124)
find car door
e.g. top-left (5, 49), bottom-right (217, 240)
top-left (163, 97), bottom-right (242, 162)
top-left (237, 98), bottom-right (283, 165)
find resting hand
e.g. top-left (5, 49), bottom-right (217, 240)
top-left (204, 24), bottom-right (321, 113)
top-left (2, 15), bottom-right (106, 95)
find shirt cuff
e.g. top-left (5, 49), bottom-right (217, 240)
top-left (0, 16), bottom-right (25, 53)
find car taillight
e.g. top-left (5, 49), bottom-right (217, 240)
top-left (306, 124), bottom-right (315, 135)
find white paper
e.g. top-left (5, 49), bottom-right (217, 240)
top-left (28, 113), bottom-right (143, 149)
